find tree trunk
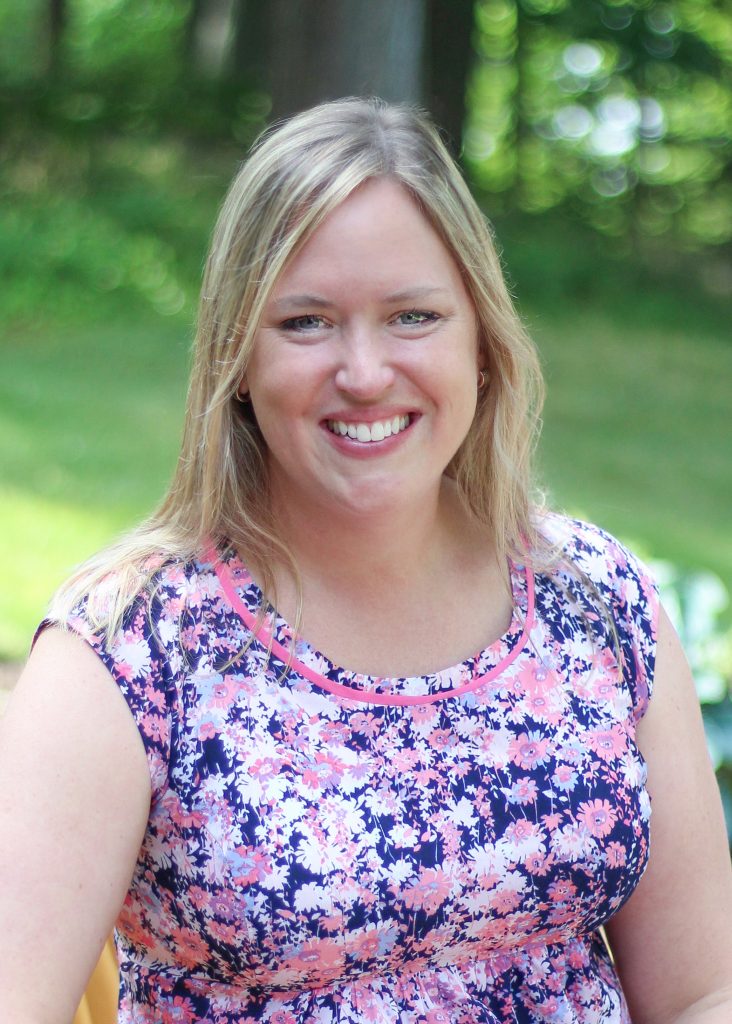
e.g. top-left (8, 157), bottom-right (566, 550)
top-left (264, 0), bottom-right (427, 119)
top-left (47, 0), bottom-right (66, 76)
top-left (425, 0), bottom-right (476, 154)
top-left (186, 0), bottom-right (238, 78)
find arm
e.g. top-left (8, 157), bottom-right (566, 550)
top-left (605, 606), bottom-right (732, 1024)
top-left (0, 628), bottom-right (151, 1024)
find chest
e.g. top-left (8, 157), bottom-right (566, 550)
top-left (125, 630), bottom-right (650, 990)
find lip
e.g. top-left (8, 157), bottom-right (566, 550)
top-left (320, 412), bottom-right (419, 456)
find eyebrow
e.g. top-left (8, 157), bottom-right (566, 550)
top-left (270, 286), bottom-right (450, 311)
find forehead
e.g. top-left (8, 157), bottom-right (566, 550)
top-left (270, 178), bottom-right (465, 298)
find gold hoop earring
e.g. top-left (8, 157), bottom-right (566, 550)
top-left (477, 369), bottom-right (488, 390)
top-left (235, 390), bottom-right (250, 403)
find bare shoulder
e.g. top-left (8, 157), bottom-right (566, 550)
top-left (0, 627), bottom-right (151, 1021)
top-left (606, 606), bottom-right (732, 1022)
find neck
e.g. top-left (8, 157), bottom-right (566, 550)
top-left (269, 479), bottom-right (467, 596)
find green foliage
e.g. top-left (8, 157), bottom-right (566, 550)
top-left (466, 0), bottom-right (732, 246)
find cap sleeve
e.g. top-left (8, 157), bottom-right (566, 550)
top-left (36, 583), bottom-right (175, 800)
top-left (540, 515), bottom-right (661, 725)
top-left (603, 534), bottom-right (660, 723)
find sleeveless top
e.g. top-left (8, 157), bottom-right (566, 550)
top-left (58, 515), bottom-right (658, 1023)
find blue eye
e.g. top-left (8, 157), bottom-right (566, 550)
top-left (281, 315), bottom-right (329, 332)
top-left (394, 310), bottom-right (440, 327)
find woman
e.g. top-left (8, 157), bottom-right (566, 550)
top-left (1, 98), bottom-right (731, 1024)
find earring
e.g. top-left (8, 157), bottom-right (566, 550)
top-left (235, 390), bottom-right (250, 403)
top-left (477, 369), bottom-right (489, 390)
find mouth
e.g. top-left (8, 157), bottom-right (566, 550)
top-left (325, 414), bottom-right (413, 443)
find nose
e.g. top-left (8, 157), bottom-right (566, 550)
top-left (333, 327), bottom-right (396, 398)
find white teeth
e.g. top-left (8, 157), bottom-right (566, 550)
top-left (327, 416), bottom-right (411, 443)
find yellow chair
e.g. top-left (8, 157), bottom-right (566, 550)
top-left (72, 936), bottom-right (119, 1024)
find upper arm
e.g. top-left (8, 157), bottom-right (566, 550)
top-left (605, 605), bottom-right (732, 1023)
top-left (0, 627), bottom-right (151, 1024)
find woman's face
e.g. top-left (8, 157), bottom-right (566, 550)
top-left (244, 177), bottom-right (481, 522)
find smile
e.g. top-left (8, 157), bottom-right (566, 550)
top-left (326, 415), bottom-right (411, 443)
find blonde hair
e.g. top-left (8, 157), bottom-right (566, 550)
top-left (49, 97), bottom-right (546, 634)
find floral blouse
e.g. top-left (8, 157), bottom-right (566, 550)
top-left (59, 515), bottom-right (658, 1023)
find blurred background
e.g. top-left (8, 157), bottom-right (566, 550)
top-left (0, 0), bottom-right (730, 829)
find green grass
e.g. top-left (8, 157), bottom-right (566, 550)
top-left (0, 317), bottom-right (191, 657)
top-left (532, 307), bottom-right (732, 585)
top-left (1, 135), bottom-right (730, 661)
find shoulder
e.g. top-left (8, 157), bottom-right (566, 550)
top-left (37, 551), bottom-right (234, 795)
top-left (533, 512), bottom-right (660, 721)
top-left (535, 511), bottom-right (658, 610)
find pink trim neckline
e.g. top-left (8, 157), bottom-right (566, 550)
top-left (204, 544), bottom-right (535, 707)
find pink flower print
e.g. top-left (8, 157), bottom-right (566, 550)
top-left (140, 712), bottom-right (168, 744)
top-left (207, 919), bottom-right (239, 946)
top-left (410, 702), bottom-right (440, 727)
top-left (229, 845), bottom-right (272, 887)
top-left (543, 809), bottom-right (562, 829)
top-left (606, 841), bottom-right (628, 867)
top-left (589, 645), bottom-right (620, 686)
top-left (207, 676), bottom-right (241, 707)
top-left (490, 886), bottom-right (522, 915)
top-left (524, 851), bottom-right (553, 876)
top-left (349, 928), bottom-right (381, 961)
top-left (301, 752), bottom-right (345, 790)
top-left (349, 711), bottom-right (381, 737)
top-left (249, 757), bottom-right (282, 782)
top-left (270, 1012), bottom-right (298, 1024)
top-left (508, 731), bottom-right (551, 770)
top-left (167, 926), bottom-right (210, 969)
top-left (425, 1011), bottom-right (452, 1024)
top-left (210, 889), bottom-right (241, 922)
top-left (578, 798), bottom-right (618, 838)
top-left (187, 885), bottom-right (211, 912)
top-left (291, 936), bottom-right (345, 979)
top-left (144, 681), bottom-right (167, 712)
top-left (117, 904), bottom-right (157, 950)
top-left (197, 719), bottom-right (217, 741)
top-left (552, 822), bottom-right (592, 862)
top-left (523, 690), bottom-right (564, 725)
top-left (552, 764), bottom-right (578, 792)
top-left (429, 728), bottom-right (454, 751)
top-left (503, 819), bottom-right (545, 862)
top-left (506, 776), bottom-right (539, 805)
top-left (390, 747), bottom-right (420, 774)
top-left (586, 724), bottom-right (627, 762)
top-left (401, 867), bottom-right (452, 915)
top-left (160, 995), bottom-right (197, 1024)
top-left (547, 878), bottom-right (577, 903)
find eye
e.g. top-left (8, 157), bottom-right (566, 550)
top-left (280, 314), bottom-right (330, 332)
top-left (392, 309), bottom-right (441, 327)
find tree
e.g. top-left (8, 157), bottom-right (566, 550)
top-left (243, 0), bottom-right (427, 118)
top-left (465, 0), bottom-right (732, 246)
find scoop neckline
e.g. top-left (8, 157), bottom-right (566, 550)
top-left (204, 543), bottom-right (535, 706)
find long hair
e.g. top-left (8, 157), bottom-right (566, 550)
top-left (49, 97), bottom-right (546, 634)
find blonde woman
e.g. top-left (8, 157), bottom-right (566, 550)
top-left (1, 98), bottom-right (730, 1024)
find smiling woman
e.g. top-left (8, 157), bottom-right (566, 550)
top-left (242, 177), bottom-right (481, 536)
top-left (1, 98), bottom-right (731, 1024)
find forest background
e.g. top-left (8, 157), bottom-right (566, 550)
top-left (0, 0), bottom-right (731, 830)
